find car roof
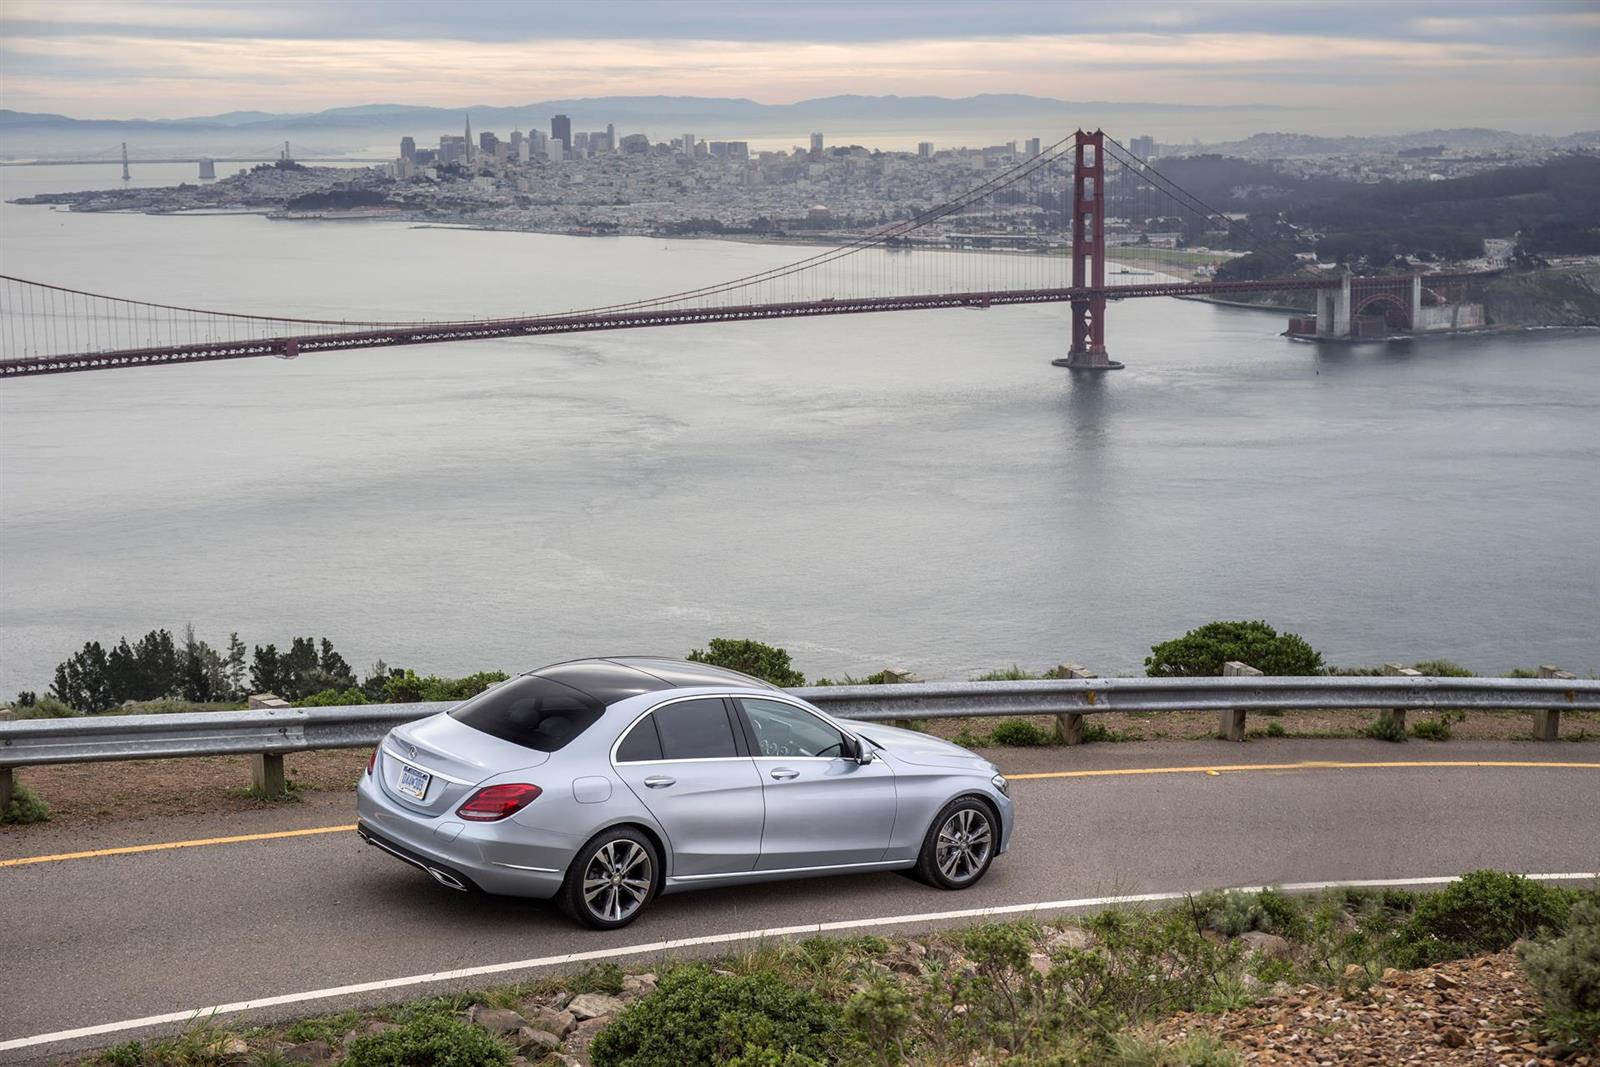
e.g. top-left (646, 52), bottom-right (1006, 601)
top-left (528, 656), bottom-right (779, 704)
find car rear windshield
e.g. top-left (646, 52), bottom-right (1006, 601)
top-left (451, 675), bottom-right (605, 752)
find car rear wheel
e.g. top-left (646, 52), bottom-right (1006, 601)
top-left (912, 797), bottom-right (996, 889)
top-left (560, 828), bottom-right (658, 929)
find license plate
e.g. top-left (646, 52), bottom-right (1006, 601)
top-left (397, 764), bottom-right (431, 800)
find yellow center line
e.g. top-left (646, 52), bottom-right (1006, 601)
top-left (3, 760), bottom-right (1597, 868)
top-left (0, 824), bottom-right (358, 868)
top-left (1007, 759), bottom-right (1600, 780)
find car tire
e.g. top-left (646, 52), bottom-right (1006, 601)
top-left (911, 796), bottom-right (997, 889)
top-left (559, 827), bottom-right (660, 930)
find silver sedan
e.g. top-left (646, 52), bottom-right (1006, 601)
top-left (356, 657), bottom-right (1014, 928)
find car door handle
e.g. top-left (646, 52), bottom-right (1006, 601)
top-left (643, 775), bottom-right (676, 788)
top-left (769, 768), bottom-right (800, 780)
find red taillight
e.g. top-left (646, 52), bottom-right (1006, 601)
top-left (456, 783), bottom-right (542, 821)
top-left (367, 748), bottom-right (378, 776)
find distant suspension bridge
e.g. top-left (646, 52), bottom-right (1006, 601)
top-left (0, 131), bottom-right (1495, 378)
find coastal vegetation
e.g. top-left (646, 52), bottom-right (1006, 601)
top-left (75, 871), bottom-right (1599, 1065)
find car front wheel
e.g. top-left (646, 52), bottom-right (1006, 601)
top-left (912, 797), bottom-right (997, 889)
top-left (560, 828), bottom-right (659, 929)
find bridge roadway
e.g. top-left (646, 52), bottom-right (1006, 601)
top-left (2, 738), bottom-right (1595, 1062)
top-left (0, 272), bottom-right (1495, 377)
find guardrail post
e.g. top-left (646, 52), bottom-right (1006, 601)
top-left (0, 766), bottom-right (13, 810)
top-left (1052, 664), bottom-right (1094, 744)
top-left (881, 669), bottom-right (921, 730)
top-left (1380, 664), bottom-right (1422, 731)
top-left (1534, 665), bottom-right (1576, 741)
top-left (251, 753), bottom-right (287, 796)
top-left (1219, 662), bottom-right (1261, 740)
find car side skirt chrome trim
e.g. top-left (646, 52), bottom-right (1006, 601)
top-left (662, 857), bottom-right (915, 895)
top-left (490, 861), bottom-right (562, 873)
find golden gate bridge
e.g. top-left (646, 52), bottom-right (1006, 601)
top-left (0, 131), bottom-right (1495, 378)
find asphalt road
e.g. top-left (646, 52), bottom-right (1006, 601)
top-left (3, 738), bottom-right (1597, 1063)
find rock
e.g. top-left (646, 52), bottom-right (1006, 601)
top-left (1342, 963), bottom-right (1365, 980)
top-left (516, 1027), bottom-right (562, 1055)
top-left (905, 942), bottom-right (928, 958)
top-left (1440, 1027), bottom-right (1467, 1047)
top-left (1029, 952), bottom-right (1052, 976)
top-left (566, 992), bottom-right (625, 1021)
top-left (1049, 927), bottom-right (1094, 952)
top-left (282, 1039), bottom-right (332, 1063)
top-left (562, 1017), bottom-right (611, 1066)
top-left (1238, 931), bottom-right (1293, 960)
top-left (1433, 973), bottom-right (1460, 989)
top-left (469, 1006), bottom-right (528, 1035)
top-left (621, 972), bottom-right (657, 995)
top-left (341, 1020), bottom-right (400, 1044)
top-left (521, 1005), bottom-right (577, 1036)
top-left (218, 1037), bottom-right (250, 1058)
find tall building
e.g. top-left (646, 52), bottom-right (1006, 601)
top-left (1025, 137), bottom-right (1041, 158)
top-left (1130, 135), bottom-right (1156, 160)
top-left (551, 114), bottom-right (572, 152)
top-left (809, 132), bottom-right (824, 157)
top-left (575, 131), bottom-right (590, 155)
top-left (438, 135), bottom-right (467, 166)
top-left (479, 131), bottom-right (498, 157)
top-left (918, 141), bottom-right (933, 158)
top-left (683, 133), bottom-right (695, 156)
top-left (727, 141), bottom-right (749, 160)
top-left (605, 123), bottom-right (616, 152)
top-left (464, 114), bottom-right (473, 163)
top-left (619, 133), bottom-right (650, 154)
top-left (400, 136), bottom-right (415, 161)
top-left (509, 129), bottom-right (523, 161)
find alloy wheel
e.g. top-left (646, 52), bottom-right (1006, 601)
top-left (582, 839), bottom-right (653, 923)
top-left (935, 807), bottom-right (993, 884)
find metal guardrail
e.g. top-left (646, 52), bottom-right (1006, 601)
top-left (1, 675), bottom-right (1592, 801)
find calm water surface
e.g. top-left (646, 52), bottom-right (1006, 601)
top-left (1, 163), bottom-right (1596, 693)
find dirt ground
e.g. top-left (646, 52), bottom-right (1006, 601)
top-left (4, 707), bottom-right (1594, 834)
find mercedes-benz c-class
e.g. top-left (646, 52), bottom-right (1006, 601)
top-left (356, 657), bottom-right (1013, 928)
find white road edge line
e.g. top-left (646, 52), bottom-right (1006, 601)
top-left (5, 871), bottom-right (1595, 1052)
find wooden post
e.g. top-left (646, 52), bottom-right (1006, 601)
top-left (1380, 664), bottom-right (1422, 732)
top-left (1534, 665), bottom-right (1575, 741)
top-left (251, 753), bottom-right (287, 796)
top-left (881, 669), bottom-right (921, 731)
top-left (246, 693), bottom-right (292, 795)
top-left (0, 766), bottom-right (14, 810)
top-left (1219, 662), bottom-right (1260, 741)
top-left (1053, 664), bottom-right (1093, 745)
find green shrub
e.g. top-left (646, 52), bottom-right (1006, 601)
top-left (294, 687), bottom-right (367, 707)
top-left (1264, 721), bottom-right (1286, 737)
top-left (342, 1015), bottom-right (510, 1067)
top-left (1506, 667), bottom-right (1541, 679)
top-left (990, 719), bottom-right (1054, 746)
top-left (571, 961), bottom-right (626, 995)
top-left (811, 671), bottom-right (898, 686)
top-left (686, 638), bottom-right (805, 687)
top-left (589, 964), bottom-right (841, 1067)
top-left (973, 665), bottom-right (1043, 681)
top-left (97, 1042), bottom-right (144, 1067)
top-left (1100, 1031), bottom-right (1242, 1067)
top-left (1364, 716), bottom-right (1407, 743)
top-left (1411, 660), bottom-right (1474, 677)
top-left (1082, 722), bottom-right (1135, 743)
top-left (12, 694), bottom-right (79, 719)
top-left (2, 783), bottom-right (51, 825)
top-left (1390, 870), bottom-right (1571, 968)
top-left (383, 670), bottom-right (509, 704)
top-left (1193, 889), bottom-right (1309, 941)
top-left (1144, 621), bottom-right (1323, 678)
top-left (1410, 716), bottom-right (1452, 741)
top-left (1519, 895), bottom-right (1600, 1045)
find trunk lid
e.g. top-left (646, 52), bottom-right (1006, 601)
top-left (378, 712), bottom-right (549, 817)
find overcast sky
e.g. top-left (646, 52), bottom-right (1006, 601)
top-left (2, 0), bottom-right (1597, 133)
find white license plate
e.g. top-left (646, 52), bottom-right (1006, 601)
top-left (397, 764), bottom-right (431, 800)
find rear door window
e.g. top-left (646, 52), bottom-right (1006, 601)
top-left (615, 716), bottom-right (664, 762)
top-left (653, 698), bottom-right (739, 759)
top-left (451, 675), bottom-right (604, 751)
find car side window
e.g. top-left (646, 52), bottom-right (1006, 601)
top-left (739, 698), bottom-right (846, 759)
top-left (614, 716), bottom-right (664, 762)
top-left (653, 698), bottom-right (739, 759)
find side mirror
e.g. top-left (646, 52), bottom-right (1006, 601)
top-left (846, 735), bottom-right (874, 764)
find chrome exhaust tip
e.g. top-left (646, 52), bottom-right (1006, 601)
top-left (427, 867), bottom-right (468, 891)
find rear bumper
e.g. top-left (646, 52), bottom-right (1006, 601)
top-left (355, 773), bottom-right (570, 899)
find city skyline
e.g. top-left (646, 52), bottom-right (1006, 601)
top-left (1, 1), bottom-right (1597, 135)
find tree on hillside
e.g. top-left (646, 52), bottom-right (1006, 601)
top-left (1145, 620), bottom-right (1323, 677)
top-left (687, 638), bottom-right (805, 687)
